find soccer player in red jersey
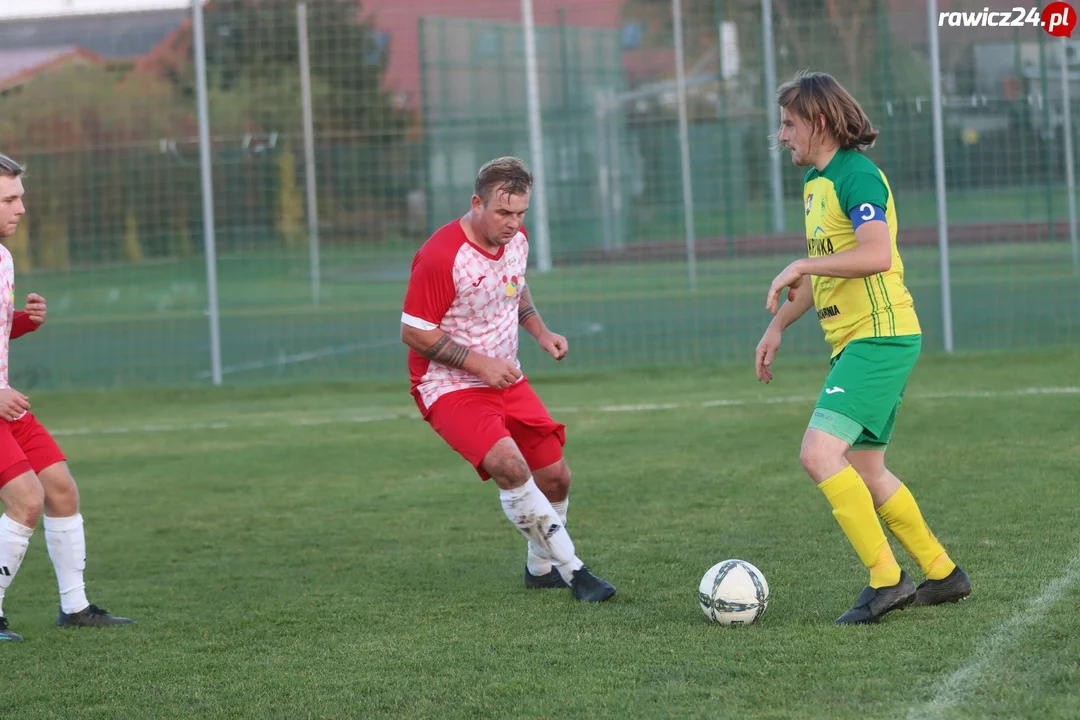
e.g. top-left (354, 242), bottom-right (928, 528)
top-left (400, 157), bottom-right (615, 602)
top-left (0, 153), bottom-right (134, 641)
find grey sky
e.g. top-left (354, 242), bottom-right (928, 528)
top-left (0, 0), bottom-right (191, 19)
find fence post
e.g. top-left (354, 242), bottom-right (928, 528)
top-left (762, 0), bottom-right (784, 233)
top-left (297, 2), bottom-right (321, 305)
top-left (192, 0), bottom-right (223, 383)
top-left (673, 0), bottom-right (698, 290)
top-left (1060, 38), bottom-right (1079, 274)
top-left (928, 0), bottom-right (954, 353)
top-left (521, 0), bottom-right (553, 272)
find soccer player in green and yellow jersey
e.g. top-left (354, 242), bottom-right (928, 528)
top-left (756, 72), bottom-right (971, 625)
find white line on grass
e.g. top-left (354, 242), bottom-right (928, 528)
top-left (597, 403), bottom-right (681, 412)
top-left (50, 412), bottom-right (410, 437)
top-left (571, 387), bottom-right (1080, 416)
top-left (197, 339), bottom-right (401, 379)
top-left (199, 321), bottom-right (606, 380)
top-left (46, 386), bottom-right (1080, 437)
top-left (906, 550), bottom-right (1080, 720)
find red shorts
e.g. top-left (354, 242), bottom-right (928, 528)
top-left (421, 380), bottom-right (566, 480)
top-left (0, 413), bottom-right (67, 489)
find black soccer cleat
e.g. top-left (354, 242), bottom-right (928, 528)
top-left (0, 616), bottom-right (23, 642)
top-left (913, 566), bottom-right (972, 607)
top-left (835, 571), bottom-right (916, 625)
top-left (57, 604), bottom-right (135, 628)
top-left (525, 566), bottom-right (569, 589)
top-left (569, 566), bottom-right (616, 602)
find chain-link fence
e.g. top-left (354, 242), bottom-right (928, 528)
top-left (0, 0), bottom-right (1076, 390)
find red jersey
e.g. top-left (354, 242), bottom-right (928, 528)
top-left (401, 220), bottom-right (529, 412)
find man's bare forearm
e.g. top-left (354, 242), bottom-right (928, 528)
top-left (401, 325), bottom-right (484, 373)
top-left (517, 284), bottom-right (547, 338)
top-left (422, 334), bottom-right (470, 368)
top-left (771, 279), bottom-right (815, 331)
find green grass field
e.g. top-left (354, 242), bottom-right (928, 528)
top-left (1, 347), bottom-right (1078, 718)
top-left (633, 186), bottom-right (1080, 243)
top-left (10, 237), bottom-right (1080, 390)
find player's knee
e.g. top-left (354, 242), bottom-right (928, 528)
top-left (540, 464), bottom-right (574, 498)
top-left (24, 496), bottom-right (43, 527)
top-left (799, 443), bottom-right (836, 482)
top-left (558, 465), bottom-right (572, 493)
top-left (849, 456), bottom-right (885, 485)
top-left (500, 459), bottom-right (532, 488)
top-left (798, 446), bottom-right (816, 476)
top-left (2, 473), bottom-right (44, 526)
top-left (484, 440), bottom-right (531, 489)
top-left (43, 479), bottom-right (79, 516)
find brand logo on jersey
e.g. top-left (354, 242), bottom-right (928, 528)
top-left (817, 305), bottom-right (841, 321)
top-left (805, 193), bottom-right (813, 215)
top-left (808, 236), bottom-right (835, 257)
top-left (472, 275), bottom-right (486, 287)
top-left (503, 274), bottom-right (518, 297)
top-left (824, 386), bottom-right (845, 394)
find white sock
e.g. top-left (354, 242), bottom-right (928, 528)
top-left (527, 496), bottom-right (569, 576)
top-left (501, 478), bottom-right (583, 584)
top-left (0, 514), bottom-right (34, 618)
top-left (551, 498), bottom-right (569, 525)
top-left (44, 514), bottom-right (88, 615)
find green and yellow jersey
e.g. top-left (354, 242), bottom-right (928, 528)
top-left (803, 148), bottom-right (921, 356)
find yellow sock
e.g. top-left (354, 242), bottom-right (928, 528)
top-left (877, 483), bottom-right (956, 581)
top-left (819, 466), bottom-right (902, 588)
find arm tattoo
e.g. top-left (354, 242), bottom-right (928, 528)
top-left (518, 285), bottom-right (539, 325)
top-left (422, 334), bottom-right (471, 369)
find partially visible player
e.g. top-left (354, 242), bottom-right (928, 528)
top-left (400, 156), bottom-right (615, 602)
top-left (755, 73), bottom-right (971, 624)
top-left (0, 152), bottom-right (134, 641)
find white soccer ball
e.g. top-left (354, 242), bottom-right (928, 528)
top-left (698, 559), bottom-right (770, 626)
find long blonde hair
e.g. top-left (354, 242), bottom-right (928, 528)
top-left (775, 72), bottom-right (878, 152)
